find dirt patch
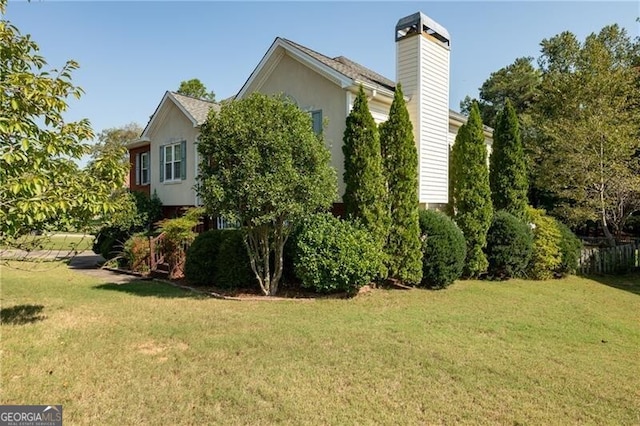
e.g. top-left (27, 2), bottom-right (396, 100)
top-left (137, 340), bottom-right (189, 356)
top-left (137, 341), bottom-right (166, 355)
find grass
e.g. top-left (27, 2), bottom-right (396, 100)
top-left (1, 234), bottom-right (94, 253)
top-left (1, 263), bottom-right (639, 424)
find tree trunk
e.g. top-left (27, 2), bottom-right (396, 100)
top-left (246, 230), bottom-right (267, 295)
top-left (600, 214), bottom-right (616, 247)
top-left (599, 136), bottom-right (615, 248)
top-left (269, 217), bottom-right (288, 296)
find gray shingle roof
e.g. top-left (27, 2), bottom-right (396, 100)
top-left (170, 91), bottom-right (219, 125)
top-left (280, 38), bottom-right (396, 92)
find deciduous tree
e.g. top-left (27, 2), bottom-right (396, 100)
top-left (534, 25), bottom-right (640, 245)
top-left (92, 122), bottom-right (143, 166)
top-left (0, 1), bottom-right (129, 243)
top-left (197, 93), bottom-right (336, 296)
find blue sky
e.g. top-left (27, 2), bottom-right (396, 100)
top-left (5, 1), bottom-right (638, 139)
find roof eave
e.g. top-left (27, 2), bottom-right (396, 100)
top-left (126, 136), bottom-right (151, 150)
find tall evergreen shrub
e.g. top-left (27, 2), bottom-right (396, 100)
top-left (489, 99), bottom-right (529, 218)
top-left (379, 84), bottom-right (422, 284)
top-left (450, 102), bottom-right (493, 277)
top-left (342, 85), bottom-right (389, 272)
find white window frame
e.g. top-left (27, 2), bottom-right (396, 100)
top-left (139, 152), bottom-right (150, 185)
top-left (163, 143), bottom-right (182, 182)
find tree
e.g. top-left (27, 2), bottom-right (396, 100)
top-left (489, 99), bottom-right (529, 218)
top-left (450, 102), bottom-right (493, 277)
top-left (92, 122), bottom-right (143, 165)
top-left (177, 78), bottom-right (216, 101)
top-left (460, 57), bottom-right (543, 207)
top-left (460, 57), bottom-right (540, 129)
top-left (0, 1), bottom-right (129, 243)
top-left (533, 25), bottom-right (640, 245)
top-left (197, 93), bottom-right (336, 296)
top-left (379, 84), bottom-right (422, 284)
top-left (342, 85), bottom-right (390, 259)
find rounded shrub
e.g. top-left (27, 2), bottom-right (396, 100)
top-left (485, 211), bottom-right (533, 280)
top-left (214, 230), bottom-right (255, 289)
top-left (185, 229), bottom-right (255, 289)
top-left (526, 207), bottom-right (562, 280)
top-left (554, 220), bottom-right (582, 276)
top-left (291, 213), bottom-right (383, 294)
top-left (418, 210), bottom-right (466, 289)
top-left (185, 230), bottom-right (225, 286)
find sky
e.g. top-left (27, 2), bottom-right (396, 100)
top-left (4, 1), bottom-right (639, 141)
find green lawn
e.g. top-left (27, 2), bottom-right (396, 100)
top-left (1, 234), bottom-right (94, 252)
top-left (1, 263), bottom-right (639, 424)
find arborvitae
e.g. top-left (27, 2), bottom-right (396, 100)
top-left (489, 99), bottom-right (529, 218)
top-left (450, 102), bottom-right (493, 277)
top-left (379, 84), bottom-right (422, 284)
top-left (343, 85), bottom-right (390, 261)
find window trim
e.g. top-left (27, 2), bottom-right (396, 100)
top-left (311, 109), bottom-right (322, 135)
top-left (160, 141), bottom-right (186, 183)
top-left (139, 151), bottom-right (150, 185)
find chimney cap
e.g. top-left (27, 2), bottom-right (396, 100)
top-left (395, 12), bottom-right (450, 44)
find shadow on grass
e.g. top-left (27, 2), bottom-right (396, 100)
top-left (586, 273), bottom-right (640, 296)
top-left (1, 304), bottom-right (46, 325)
top-left (93, 281), bottom-right (200, 299)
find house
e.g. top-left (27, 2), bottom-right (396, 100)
top-left (127, 11), bottom-right (492, 221)
top-left (126, 91), bottom-right (219, 218)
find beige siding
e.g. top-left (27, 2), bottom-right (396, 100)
top-left (148, 101), bottom-right (199, 207)
top-left (247, 53), bottom-right (347, 201)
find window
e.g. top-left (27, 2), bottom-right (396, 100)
top-left (216, 216), bottom-right (239, 230)
top-left (159, 141), bottom-right (186, 182)
top-left (139, 152), bottom-right (149, 185)
top-left (311, 110), bottom-right (322, 135)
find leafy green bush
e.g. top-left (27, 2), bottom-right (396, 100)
top-left (485, 211), bottom-right (533, 280)
top-left (291, 214), bottom-right (383, 294)
top-left (123, 233), bottom-right (150, 274)
top-left (184, 230), bottom-right (224, 286)
top-left (526, 207), bottom-right (562, 280)
top-left (418, 210), bottom-right (466, 289)
top-left (185, 229), bottom-right (254, 289)
top-left (555, 220), bottom-right (582, 276)
top-left (215, 230), bottom-right (254, 289)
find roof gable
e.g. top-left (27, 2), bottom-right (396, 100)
top-left (140, 91), bottom-right (219, 139)
top-left (237, 37), bottom-right (396, 99)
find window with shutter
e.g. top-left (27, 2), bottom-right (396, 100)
top-left (161, 141), bottom-right (186, 182)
